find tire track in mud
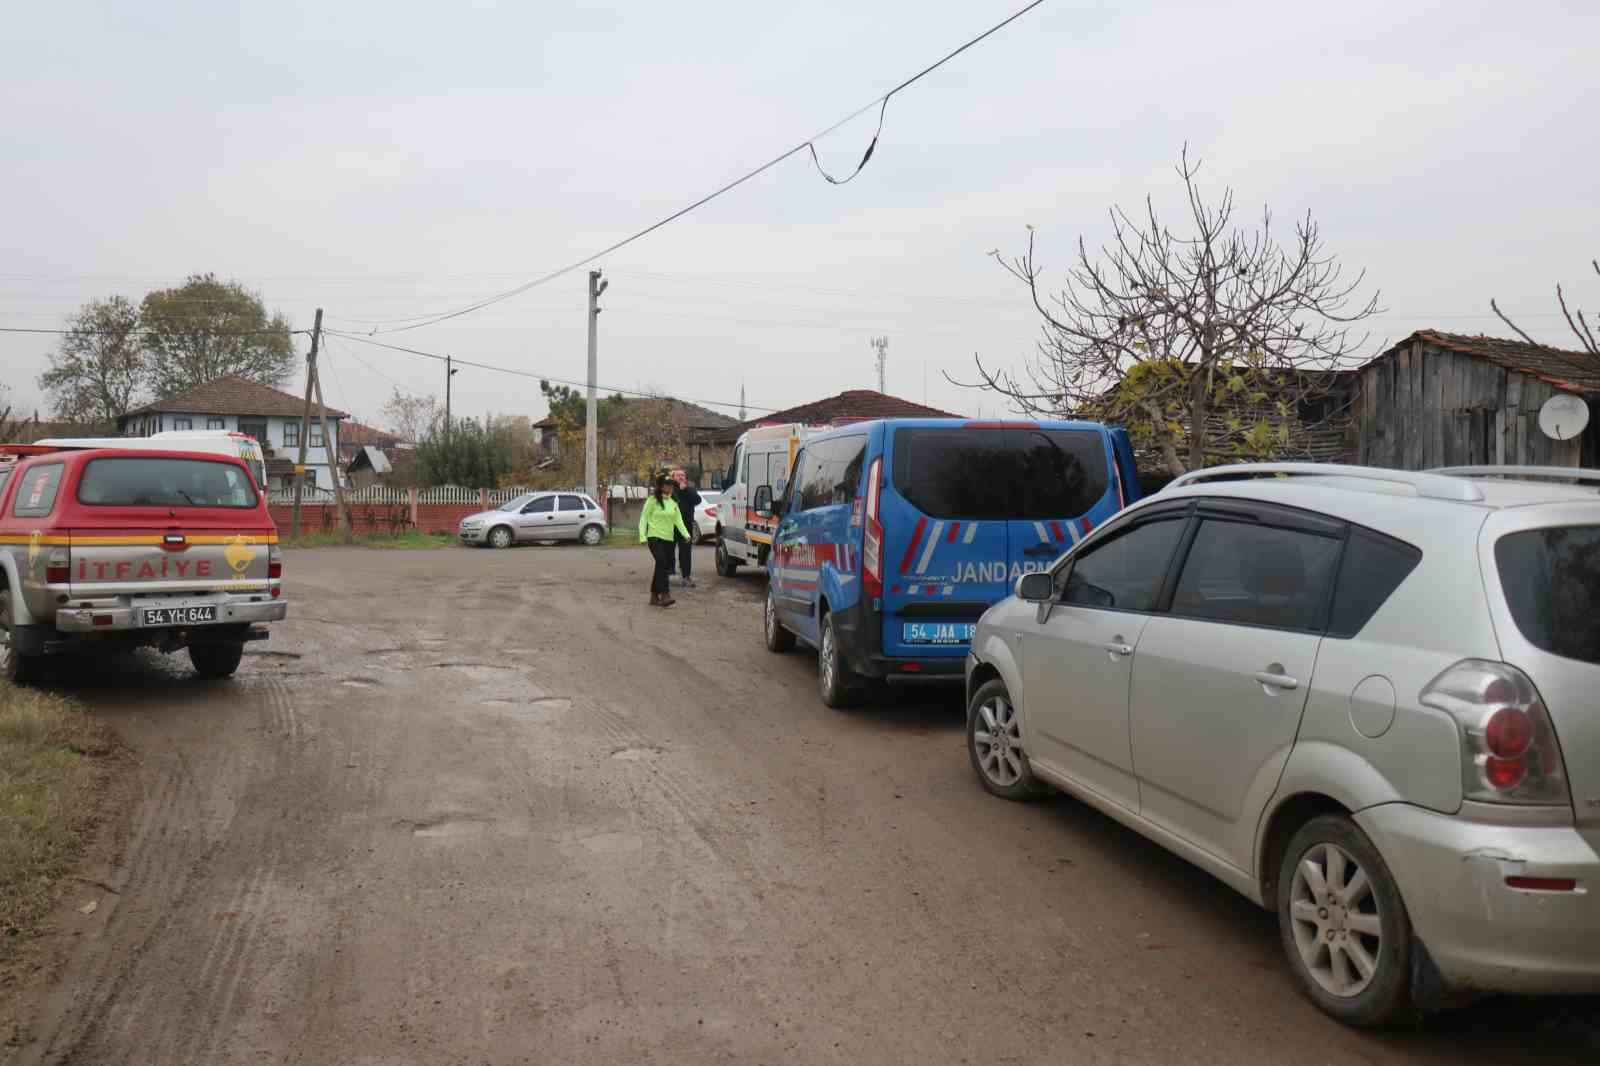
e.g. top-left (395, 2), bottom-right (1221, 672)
top-left (25, 675), bottom-right (302, 1065)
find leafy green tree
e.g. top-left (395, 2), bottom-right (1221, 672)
top-left (37, 295), bottom-right (146, 426)
top-left (141, 273), bottom-right (296, 396)
top-left (539, 379), bottom-right (628, 428)
top-left (415, 417), bottom-right (513, 487)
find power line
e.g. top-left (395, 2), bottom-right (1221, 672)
top-left (323, 329), bottom-right (776, 414)
top-left (336, 0), bottom-right (1049, 335)
top-left (325, 334), bottom-right (407, 390)
top-left (0, 326), bottom-right (309, 338)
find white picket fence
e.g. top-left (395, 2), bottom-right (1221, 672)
top-left (266, 484), bottom-right (648, 506)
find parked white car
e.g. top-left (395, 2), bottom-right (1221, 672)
top-left (458, 492), bottom-right (606, 548)
top-left (692, 491), bottom-right (721, 543)
top-left (965, 463), bottom-right (1600, 1026)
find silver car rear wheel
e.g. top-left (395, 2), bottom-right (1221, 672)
top-left (1277, 815), bottom-right (1411, 1026)
top-left (1288, 842), bottom-right (1384, 998)
top-left (579, 524), bottom-right (604, 546)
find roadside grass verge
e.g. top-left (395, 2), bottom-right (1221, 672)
top-left (0, 683), bottom-right (117, 970)
top-left (281, 530), bottom-right (457, 550)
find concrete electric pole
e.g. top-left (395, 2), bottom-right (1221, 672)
top-left (870, 335), bottom-right (888, 394)
top-left (444, 355), bottom-right (459, 444)
top-left (585, 270), bottom-right (608, 503)
top-left (290, 308), bottom-right (348, 538)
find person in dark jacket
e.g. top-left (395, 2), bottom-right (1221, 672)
top-left (670, 469), bottom-right (702, 587)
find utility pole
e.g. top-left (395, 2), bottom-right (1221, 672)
top-left (870, 335), bottom-right (888, 394)
top-left (290, 308), bottom-right (322, 537)
top-left (310, 352), bottom-right (348, 537)
top-left (585, 269), bottom-right (608, 503)
top-left (444, 355), bottom-right (459, 444)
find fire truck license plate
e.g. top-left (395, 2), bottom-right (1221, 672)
top-left (144, 606), bottom-right (217, 626)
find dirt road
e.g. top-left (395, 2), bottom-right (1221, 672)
top-left (12, 546), bottom-right (1597, 1064)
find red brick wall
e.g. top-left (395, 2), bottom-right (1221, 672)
top-left (270, 502), bottom-right (482, 536)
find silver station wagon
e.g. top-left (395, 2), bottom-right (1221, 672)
top-left (965, 463), bottom-right (1600, 1026)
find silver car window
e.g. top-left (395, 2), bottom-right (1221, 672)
top-left (523, 496), bottom-right (556, 514)
top-left (1495, 525), bottom-right (1600, 666)
top-left (1061, 517), bottom-right (1186, 612)
top-left (500, 493), bottom-right (536, 512)
top-left (558, 494), bottom-right (586, 511)
top-left (1170, 519), bottom-right (1340, 632)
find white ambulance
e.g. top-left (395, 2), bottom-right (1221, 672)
top-left (714, 422), bottom-right (818, 577)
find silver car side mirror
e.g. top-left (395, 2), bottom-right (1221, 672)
top-left (1016, 570), bottom-right (1056, 624)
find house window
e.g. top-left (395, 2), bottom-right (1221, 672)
top-left (283, 422), bottom-right (301, 449)
top-left (207, 418), bottom-right (225, 430)
top-left (309, 424), bottom-right (325, 448)
top-left (174, 417), bottom-right (193, 431)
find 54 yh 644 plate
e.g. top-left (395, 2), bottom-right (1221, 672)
top-left (143, 605), bottom-right (218, 626)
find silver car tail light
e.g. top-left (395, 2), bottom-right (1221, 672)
top-left (1420, 659), bottom-right (1571, 806)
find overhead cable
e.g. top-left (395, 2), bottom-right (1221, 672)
top-left (336, 0), bottom-right (1049, 335)
top-left (324, 329), bottom-right (775, 414)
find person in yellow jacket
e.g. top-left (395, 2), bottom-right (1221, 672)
top-left (638, 474), bottom-right (691, 607)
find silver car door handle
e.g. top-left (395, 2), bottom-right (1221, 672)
top-left (1104, 641), bottom-right (1134, 658)
top-left (1253, 671), bottom-right (1300, 690)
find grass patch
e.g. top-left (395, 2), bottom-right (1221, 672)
top-left (281, 530), bottom-right (457, 550)
top-left (0, 683), bottom-right (116, 968)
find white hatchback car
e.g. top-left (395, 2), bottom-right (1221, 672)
top-left (965, 463), bottom-right (1599, 1026)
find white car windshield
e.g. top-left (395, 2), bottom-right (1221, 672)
top-left (499, 493), bottom-right (538, 511)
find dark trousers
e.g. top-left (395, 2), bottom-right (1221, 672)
top-left (649, 538), bottom-right (674, 597)
top-left (677, 533), bottom-right (693, 580)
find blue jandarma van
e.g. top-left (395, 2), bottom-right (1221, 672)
top-left (762, 418), bottom-right (1141, 706)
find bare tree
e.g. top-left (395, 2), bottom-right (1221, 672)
top-left (956, 148), bottom-right (1381, 475)
top-left (1491, 258), bottom-right (1599, 358)
top-left (38, 295), bottom-right (147, 427)
top-left (0, 382), bottom-right (22, 442)
top-left (380, 388), bottom-right (441, 443)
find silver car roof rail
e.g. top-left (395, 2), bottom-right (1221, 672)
top-left (1429, 465), bottom-right (1600, 487)
top-left (1167, 462), bottom-right (1485, 502)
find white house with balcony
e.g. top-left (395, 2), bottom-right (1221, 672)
top-left (117, 375), bottom-right (348, 491)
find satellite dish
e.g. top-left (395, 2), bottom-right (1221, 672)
top-left (1539, 394), bottom-right (1590, 441)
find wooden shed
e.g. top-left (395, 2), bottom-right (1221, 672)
top-left (1355, 330), bottom-right (1600, 470)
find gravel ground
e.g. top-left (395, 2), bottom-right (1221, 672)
top-left (9, 545), bottom-right (1597, 1065)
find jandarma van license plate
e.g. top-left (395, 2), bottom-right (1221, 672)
top-left (143, 606), bottom-right (217, 626)
top-left (902, 622), bottom-right (975, 644)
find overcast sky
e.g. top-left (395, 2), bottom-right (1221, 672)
top-left (4, 0), bottom-right (1597, 429)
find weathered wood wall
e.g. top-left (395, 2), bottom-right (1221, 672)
top-left (1356, 340), bottom-right (1592, 470)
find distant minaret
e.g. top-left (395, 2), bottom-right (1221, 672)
top-left (739, 381), bottom-right (747, 422)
